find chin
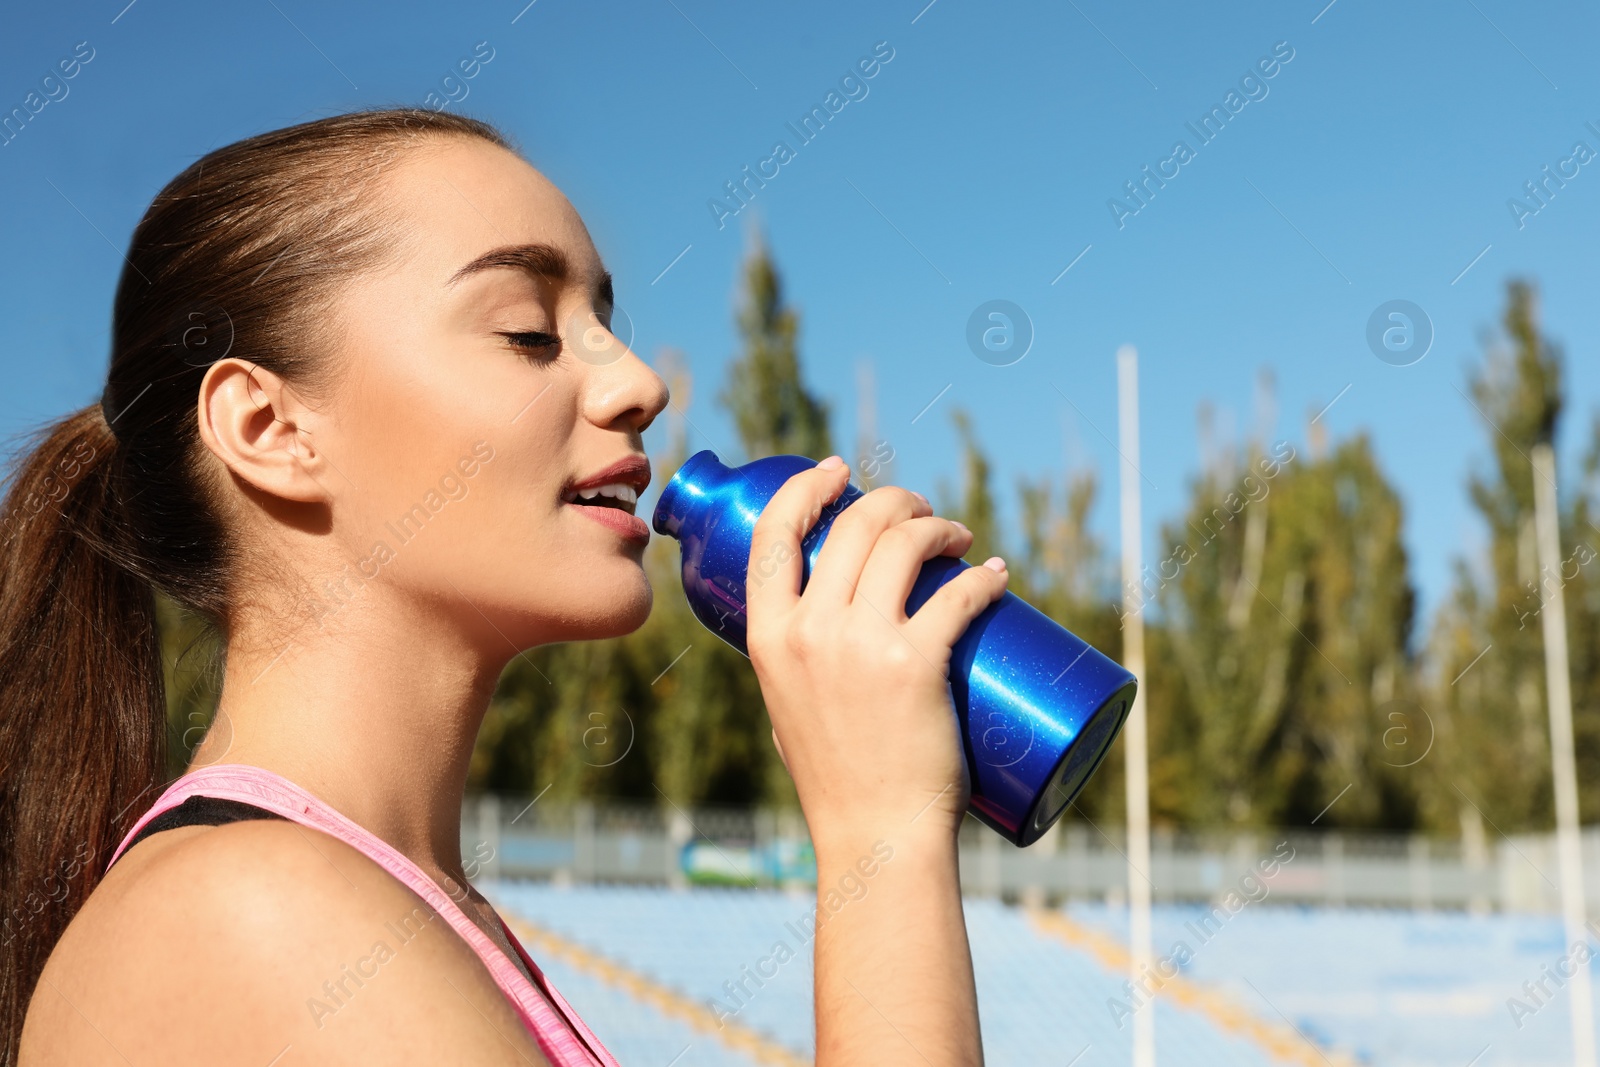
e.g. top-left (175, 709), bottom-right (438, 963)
top-left (565, 572), bottom-right (654, 641)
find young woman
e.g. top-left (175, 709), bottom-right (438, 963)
top-left (2, 108), bottom-right (1009, 1066)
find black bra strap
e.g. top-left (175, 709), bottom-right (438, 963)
top-left (117, 793), bottom-right (286, 861)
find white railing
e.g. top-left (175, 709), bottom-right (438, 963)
top-left (462, 795), bottom-right (1600, 914)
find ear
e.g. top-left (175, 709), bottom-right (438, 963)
top-left (196, 358), bottom-right (331, 504)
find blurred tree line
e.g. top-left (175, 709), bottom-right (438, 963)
top-left (161, 244), bottom-right (1600, 837)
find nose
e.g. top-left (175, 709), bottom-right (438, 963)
top-left (578, 321), bottom-right (669, 437)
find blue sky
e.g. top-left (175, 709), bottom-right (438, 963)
top-left (2, 0), bottom-right (1597, 636)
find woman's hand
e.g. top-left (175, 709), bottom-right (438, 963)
top-left (746, 455), bottom-right (1009, 849)
top-left (747, 455), bottom-right (1002, 1066)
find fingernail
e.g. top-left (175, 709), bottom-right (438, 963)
top-left (983, 556), bottom-right (1007, 573)
top-left (817, 455), bottom-right (845, 470)
top-left (910, 490), bottom-right (930, 508)
top-left (951, 519), bottom-right (969, 532)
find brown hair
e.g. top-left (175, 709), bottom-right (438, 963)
top-left (0, 107), bottom-right (513, 1061)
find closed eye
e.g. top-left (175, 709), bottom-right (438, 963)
top-left (502, 330), bottom-right (561, 358)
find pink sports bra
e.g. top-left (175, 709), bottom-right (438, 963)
top-left (105, 763), bottom-right (619, 1067)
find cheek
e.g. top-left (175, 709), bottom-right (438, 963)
top-left (335, 335), bottom-right (551, 544)
top-left (455, 434), bottom-right (654, 637)
top-left (445, 433), bottom-right (559, 551)
top-left (325, 319), bottom-right (650, 637)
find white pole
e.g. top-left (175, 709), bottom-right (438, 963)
top-left (1531, 443), bottom-right (1596, 1067)
top-left (1117, 345), bottom-right (1155, 1067)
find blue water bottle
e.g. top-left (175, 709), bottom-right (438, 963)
top-left (652, 450), bottom-right (1137, 847)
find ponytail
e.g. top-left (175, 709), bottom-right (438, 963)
top-left (0, 405), bottom-right (164, 1064)
top-left (0, 108), bottom-right (515, 1060)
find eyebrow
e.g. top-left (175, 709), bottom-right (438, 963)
top-left (445, 242), bottom-right (613, 307)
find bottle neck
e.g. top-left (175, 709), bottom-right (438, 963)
top-left (651, 449), bottom-right (729, 540)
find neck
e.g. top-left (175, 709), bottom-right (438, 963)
top-left (193, 583), bottom-right (510, 883)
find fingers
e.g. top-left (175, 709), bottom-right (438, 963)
top-left (854, 516), bottom-right (974, 617)
top-left (808, 485), bottom-right (931, 605)
top-left (903, 557), bottom-right (1010, 653)
top-left (747, 456), bottom-right (851, 616)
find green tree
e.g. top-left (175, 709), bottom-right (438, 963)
top-left (1154, 435), bottom-right (1417, 830)
top-left (158, 595), bottom-right (224, 780)
top-left (1428, 278), bottom-right (1600, 833)
top-left (1014, 463), bottom-right (1128, 825)
top-left (719, 232), bottom-right (833, 461)
top-left (1569, 418), bottom-right (1600, 821)
top-left (938, 409), bottom-right (1000, 566)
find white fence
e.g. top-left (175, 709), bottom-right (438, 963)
top-left (463, 795), bottom-right (1600, 914)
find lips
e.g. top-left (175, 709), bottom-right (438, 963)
top-left (563, 454), bottom-right (651, 543)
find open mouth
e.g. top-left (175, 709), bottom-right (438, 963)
top-left (561, 483), bottom-right (640, 515)
top-left (562, 456), bottom-right (651, 542)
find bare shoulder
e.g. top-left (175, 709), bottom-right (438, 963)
top-left (20, 820), bottom-right (548, 1066)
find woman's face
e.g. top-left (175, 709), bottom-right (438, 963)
top-left (311, 136), bottom-right (669, 648)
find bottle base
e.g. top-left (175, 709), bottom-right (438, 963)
top-left (975, 680), bottom-right (1136, 848)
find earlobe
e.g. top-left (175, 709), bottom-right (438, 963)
top-left (196, 358), bottom-right (331, 504)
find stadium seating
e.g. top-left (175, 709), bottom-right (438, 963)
top-left (491, 881), bottom-right (1600, 1065)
